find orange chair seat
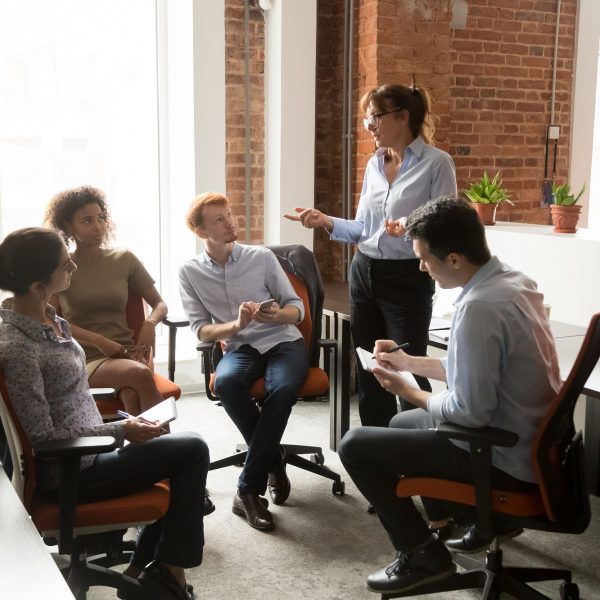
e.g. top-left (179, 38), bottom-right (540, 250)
top-left (95, 373), bottom-right (181, 415)
top-left (396, 477), bottom-right (545, 517)
top-left (31, 480), bottom-right (170, 532)
top-left (209, 367), bottom-right (329, 400)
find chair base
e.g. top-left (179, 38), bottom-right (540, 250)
top-left (61, 536), bottom-right (146, 600)
top-left (380, 549), bottom-right (578, 600)
top-left (209, 443), bottom-right (345, 496)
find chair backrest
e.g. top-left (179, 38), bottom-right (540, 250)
top-left (267, 245), bottom-right (325, 368)
top-left (125, 288), bottom-right (146, 341)
top-left (532, 312), bottom-right (600, 527)
top-left (0, 373), bottom-right (36, 508)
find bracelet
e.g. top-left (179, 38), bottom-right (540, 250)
top-left (144, 319), bottom-right (159, 326)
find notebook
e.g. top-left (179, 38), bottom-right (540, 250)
top-left (138, 396), bottom-right (177, 426)
top-left (355, 347), bottom-right (419, 389)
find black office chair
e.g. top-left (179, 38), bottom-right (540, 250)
top-left (382, 312), bottom-right (600, 600)
top-left (195, 244), bottom-right (344, 495)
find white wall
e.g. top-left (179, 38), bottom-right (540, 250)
top-left (570, 0), bottom-right (600, 229)
top-left (263, 0), bottom-right (316, 248)
top-left (485, 223), bottom-right (600, 327)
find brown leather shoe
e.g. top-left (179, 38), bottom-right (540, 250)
top-left (232, 490), bottom-right (274, 531)
top-left (268, 448), bottom-right (291, 505)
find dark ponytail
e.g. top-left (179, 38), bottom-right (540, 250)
top-left (0, 228), bottom-right (65, 296)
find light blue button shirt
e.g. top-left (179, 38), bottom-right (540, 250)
top-left (329, 136), bottom-right (457, 259)
top-left (178, 243), bottom-right (304, 354)
top-left (427, 257), bottom-right (562, 483)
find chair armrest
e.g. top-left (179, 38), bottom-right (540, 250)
top-left (33, 436), bottom-right (117, 554)
top-left (434, 422), bottom-right (519, 448)
top-left (163, 316), bottom-right (190, 381)
top-left (434, 423), bottom-right (519, 540)
top-left (33, 436), bottom-right (118, 460)
top-left (90, 387), bottom-right (117, 401)
top-left (196, 341), bottom-right (219, 402)
top-left (163, 316), bottom-right (189, 328)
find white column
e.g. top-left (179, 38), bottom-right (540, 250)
top-left (570, 0), bottom-right (600, 230)
top-left (263, 0), bottom-right (317, 248)
top-left (192, 0), bottom-right (226, 204)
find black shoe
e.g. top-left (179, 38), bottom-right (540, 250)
top-left (430, 519), bottom-right (464, 542)
top-left (232, 490), bottom-right (274, 531)
top-left (268, 447), bottom-right (291, 505)
top-left (366, 538), bottom-right (456, 594)
top-left (204, 489), bottom-right (215, 516)
top-left (139, 560), bottom-right (195, 599)
top-left (445, 523), bottom-right (524, 554)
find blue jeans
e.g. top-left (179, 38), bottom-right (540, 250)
top-left (349, 251), bottom-right (434, 426)
top-left (214, 338), bottom-right (308, 495)
top-left (77, 431), bottom-right (209, 569)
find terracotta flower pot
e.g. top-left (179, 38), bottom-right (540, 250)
top-left (550, 204), bottom-right (582, 233)
top-left (471, 203), bottom-right (497, 226)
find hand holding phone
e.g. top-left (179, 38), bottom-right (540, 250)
top-left (259, 298), bottom-right (275, 312)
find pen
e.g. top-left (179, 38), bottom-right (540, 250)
top-left (372, 342), bottom-right (410, 358)
top-left (116, 410), bottom-right (168, 433)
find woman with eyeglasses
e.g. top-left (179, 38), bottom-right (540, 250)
top-left (285, 84), bottom-right (457, 427)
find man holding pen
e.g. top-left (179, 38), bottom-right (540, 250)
top-left (338, 197), bottom-right (560, 595)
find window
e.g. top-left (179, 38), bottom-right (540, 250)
top-left (0, 0), bottom-right (197, 363)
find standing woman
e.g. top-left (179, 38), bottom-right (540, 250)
top-left (44, 186), bottom-right (167, 415)
top-left (286, 84), bottom-right (457, 427)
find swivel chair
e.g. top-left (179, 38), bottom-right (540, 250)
top-left (197, 244), bottom-right (345, 496)
top-left (382, 312), bottom-right (600, 600)
top-left (0, 373), bottom-right (170, 599)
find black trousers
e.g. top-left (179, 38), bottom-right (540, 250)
top-left (338, 409), bottom-right (537, 552)
top-left (349, 251), bottom-right (434, 426)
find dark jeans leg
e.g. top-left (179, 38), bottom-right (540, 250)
top-left (349, 252), bottom-right (434, 426)
top-left (77, 432), bottom-right (209, 569)
top-left (214, 339), bottom-right (308, 495)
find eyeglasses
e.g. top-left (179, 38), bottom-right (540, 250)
top-left (363, 108), bottom-right (405, 131)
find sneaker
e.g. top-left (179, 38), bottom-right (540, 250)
top-left (366, 538), bottom-right (456, 594)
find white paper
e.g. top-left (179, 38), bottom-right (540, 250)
top-left (138, 396), bottom-right (177, 426)
top-left (429, 317), bottom-right (452, 331)
top-left (355, 347), bottom-right (420, 389)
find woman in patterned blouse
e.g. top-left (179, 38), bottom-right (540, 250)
top-left (0, 227), bottom-right (207, 600)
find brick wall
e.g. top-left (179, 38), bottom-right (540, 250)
top-left (224, 0), bottom-right (265, 243)
top-left (314, 0), bottom-right (578, 281)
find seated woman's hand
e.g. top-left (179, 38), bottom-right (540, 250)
top-left (134, 322), bottom-right (156, 364)
top-left (123, 418), bottom-right (163, 444)
top-left (96, 336), bottom-right (128, 358)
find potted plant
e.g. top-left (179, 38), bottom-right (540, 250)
top-left (464, 170), bottom-right (513, 226)
top-left (550, 182), bottom-right (585, 233)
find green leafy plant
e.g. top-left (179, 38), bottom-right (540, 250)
top-left (464, 170), bottom-right (513, 205)
top-left (551, 182), bottom-right (585, 206)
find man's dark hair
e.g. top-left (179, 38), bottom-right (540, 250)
top-left (406, 197), bottom-right (491, 265)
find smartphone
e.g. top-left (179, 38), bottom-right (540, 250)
top-left (259, 298), bottom-right (275, 312)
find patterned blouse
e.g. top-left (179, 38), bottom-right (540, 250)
top-left (0, 301), bottom-right (125, 489)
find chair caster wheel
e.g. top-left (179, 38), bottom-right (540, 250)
top-left (560, 582), bottom-right (579, 600)
top-left (310, 453), bottom-right (324, 465)
top-left (332, 480), bottom-right (345, 495)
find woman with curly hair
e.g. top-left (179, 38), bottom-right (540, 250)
top-left (44, 186), bottom-right (167, 415)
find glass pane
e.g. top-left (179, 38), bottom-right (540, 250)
top-left (0, 0), bottom-right (160, 281)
